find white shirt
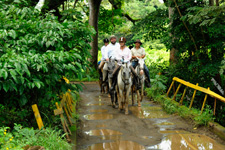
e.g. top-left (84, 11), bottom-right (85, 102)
top-left (116, 47), bottom-right (131, 62)
top-left (100, 45), bottom-right (107, 60)
top-left (104, 43), bottom-right (120, 59)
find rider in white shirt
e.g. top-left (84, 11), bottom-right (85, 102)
top-left (98, 38), bottom-right (109, 80)
top-left (101, 35), bottom-right (120, 84)
top-left (109, 37), bottom-right (141, 93)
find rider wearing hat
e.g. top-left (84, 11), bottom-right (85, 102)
top-left (101, 35), bottom-right (120, 84)
top-left (131, 39), bottom-right (151, 88)
top-left (109, 37), bottom-right (141, 93)
top-left (98, 38), bottom-right (109, 80)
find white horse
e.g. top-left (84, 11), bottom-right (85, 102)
top-left (117, 62), bottom-right (132, 115)
top-left (132, 58), bottom-right (145, 106)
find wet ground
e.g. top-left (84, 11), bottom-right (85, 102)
top-left (76, 82), bottom-right (225, 150)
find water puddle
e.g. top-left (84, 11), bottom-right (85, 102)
top-left (155, 122), bottom-right (174, 126)
top-left (147, 133), bottom-right (225, 150)
top-left (89, 109), bottom-right (108, 113)
top-left (141, 136), bottom-right (153, 139)
top-left (85, 129), bottom-right (122, 136)
top-left (129, 106), bottom-right (171, 119)
top-left (159, 130), bottom-right (190, 134)
top-left (83, 114), bottom-right (113, 120)
top-left (85, 129), bottom-right (122, 140)
top-left (96, 124), bottom-right (106, 128)
top-left (86, 141), bottom-right (145, 150)
top-left (86, 103), bottom-right (104, 106)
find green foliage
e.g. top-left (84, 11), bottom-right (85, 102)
top-left (0, 124), bottom-right (72, 150)
top-left (132, 8), bottom-right (169, 41)
top-left (146, 75), bottom-right (168, 97)
top-left (0, 2), bottom-right (94, 127)
top-left (147, 94), bottom-right (214, 126)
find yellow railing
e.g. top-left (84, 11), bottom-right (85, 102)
top-left (166, 77), bottom-right (225, 115)
top-left (32, 91), bottom-right (76, 142)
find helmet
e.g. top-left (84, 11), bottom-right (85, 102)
top-left (110, 35), bottom-right (117, 40)
top-left (119, 37), bottom-right (126, 43)
top-left (103, 38), bottom-right (109, 43)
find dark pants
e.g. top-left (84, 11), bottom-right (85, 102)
top-left (132, 61), bottom-right (150, 83)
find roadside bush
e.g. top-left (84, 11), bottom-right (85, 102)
top-left (0, 2), bottom-right (95, 127)
top-left (0, 124), bottom-right (72, 150)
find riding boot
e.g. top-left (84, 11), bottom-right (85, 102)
top-left (109, 65), bottom-right (120, 93)
top-left (145, 78), bottom-right (151, 88)
top-left (98, 68), bottom-right (102, 80)
top-left (130, 66), bottom-right (141, 90)
top-left (144, 65), bottom-right (151, 88)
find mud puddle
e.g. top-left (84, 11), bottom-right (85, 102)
top-left (83, 114), bottom-right (113, 120)
top-left (76, 83), bottom-right (225, 150)
top-left (147, 133), bottom-right (225, 150)
top-left (86, 141), bottom-right (145, 150)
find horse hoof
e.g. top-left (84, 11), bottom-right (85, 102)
top-left (125, 112), bottom-right (129, 115)
top-left (108, 94), bottom-right (111, 98)
top-left (112, 105), bottom-right (115, 108)
top-left (138, 104), bottom-right (141, 107)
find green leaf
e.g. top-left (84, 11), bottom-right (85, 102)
top-left (3, 82), bottom-right (9, 92)
top-left (46, 41), bottom-right (51, 48)
top-left (75, 62), bottom-right (81, 69)
top-left (2, 69), bottom-right (8, 80)
top-left (34, 81), bottom-right (41, 89)
top-left (10, 69), bottom-right (18, 83)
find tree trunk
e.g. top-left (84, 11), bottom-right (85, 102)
top-left (209, 0), bottom-right (214, 6)
top-left (88, 0), bottom-right (102, 69)
top-left (168, 7), bottom-right (178, 64)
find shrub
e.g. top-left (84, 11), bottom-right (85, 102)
top-left (0, 1), bottom-right (95, 127)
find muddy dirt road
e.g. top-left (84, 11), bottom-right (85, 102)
top-left (76, 82), bottom-right (225, 150)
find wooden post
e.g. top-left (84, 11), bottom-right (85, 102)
top-left (173, 83), bottom-right (182, 100)
top-left (55, 102), bottom-right (71, 142)
top-left (214, 98), bottom-right (217, 116)
top-left (189, 83), bottom-right (198, 109)
top-left (179, 87), bottom-right (187, 105)
top-left (167, 80), bottom-right (175, 96)
top-left (32, 104), bottom-right (44, 130)
top-left (201, 87), bottom-right (209, 114)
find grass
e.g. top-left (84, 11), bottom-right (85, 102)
top-left (0, 124), bottom-right (72, 150)
top-left (146, 92), bottom-right (214, 127)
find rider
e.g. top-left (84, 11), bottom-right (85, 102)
top-left (109, 37), bottom-right (141, 93)
top-left (101, 35), bottom-right (120, 84)
top-left (131, 39), bottom-right (151, 88)
top-left (98, 38), bottom-right (109, 80)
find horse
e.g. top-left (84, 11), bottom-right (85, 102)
top-left (131, 58), bottom-right (145, 106)
top-left (98, 65), bottom-right (108, 94)
top-left (107, 58), bottom-right (118, 108)
top-left (117, 61), bottom-right (132, 114)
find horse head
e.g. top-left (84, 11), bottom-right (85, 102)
top-left (107, 58), bottom-right (116, 79)
top-left (121, 62), bottom-right (131, 85)
top-left (137, 58), bottom-right (145, 76)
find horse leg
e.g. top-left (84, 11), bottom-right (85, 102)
top-left (122, 92), bottom-right (126, 110)
top-left (125, 91), bottom-right (129, 115)
top-left (106, 83), bottom-right (109, 94)
top-left (137, 90), bottom-right (141, 107)
top-left (141, 84), bottom-right (144, 102)
top-left (111, 91), bottom-right (115, 108)
top-left (118, 90), bottom-right (123, 111)
top-left (131, 85), bottom-right (134, 106)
